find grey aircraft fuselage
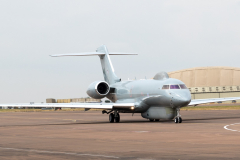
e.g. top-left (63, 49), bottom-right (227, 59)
top-left (108, 78), bottom-right (191, 110)
top-left (105, 75), bottom-right (191, 120)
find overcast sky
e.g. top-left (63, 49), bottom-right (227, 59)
top-left (0, 0), bottom-right (240, 103)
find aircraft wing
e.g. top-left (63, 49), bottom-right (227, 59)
top-left (188, 97), bottom-right (240, 106)
top-left (0, 103), bottom-right (135, 110)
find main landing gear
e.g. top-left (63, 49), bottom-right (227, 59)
top-left (174, 108), bottom-right (182, 123)
top-left (108, 110), bottom-right (120, 123)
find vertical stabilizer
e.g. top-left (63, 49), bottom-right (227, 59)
top-left (97, 45), bottom-right (121, 85)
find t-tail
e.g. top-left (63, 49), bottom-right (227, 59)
top-left (51, 45), bottom-right (137, 85)
top-left (97, 45), bottom-right (120, 84)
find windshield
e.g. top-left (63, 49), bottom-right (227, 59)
top-left (179, 84), bottom-right (188, 89)
top-left (170, 85), bottom-right (180, 89)
top-left (162, 85), bottom-right (169, 89)
top-left (162, 84), bottom-right (188, 89)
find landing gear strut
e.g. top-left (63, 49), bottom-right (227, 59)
top-left (174, 108), bottom-right (182, 123)
top-left (108, 110), bottom-right (120, 123)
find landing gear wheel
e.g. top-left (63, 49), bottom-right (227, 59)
top-left (178, 117), bottom-right (182, 123)
top-left (155, 119), bottom-right (160, 121)
top-left (109, 113), bottom-right (114, 123)
top-left (114, 113), bottom-right (120, 123)
top-left (149, 119), bottom-right (154, 122)
top-left (174, 117), bottom-right (179, 123)
top-left (174, 108), bottom-right (182, 123)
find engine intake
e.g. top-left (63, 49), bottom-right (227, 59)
top-left (97, 82), bottom-right (109, 95)
top-left (87, 81), bottom-right (110, 99)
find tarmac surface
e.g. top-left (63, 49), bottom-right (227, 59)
top-left (0, 110), bottom-right (240, 160)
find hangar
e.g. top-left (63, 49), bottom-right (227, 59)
top-left (168, 66), bottom-right (240, 103)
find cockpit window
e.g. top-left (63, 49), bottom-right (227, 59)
top-left (162, 84), bottom-right (187, 89)
top-left (162, 85), bottom-right (169, 89)
top-left (179, 84), bottom-right (188, 89)
top-left (170, 85), bottom-right (180, 89)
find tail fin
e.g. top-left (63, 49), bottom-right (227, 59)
top-left (51, 45), bottom-right (137, 85)
top-left (96, 45), bottom-right (120, 84)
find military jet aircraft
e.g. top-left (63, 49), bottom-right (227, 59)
top-left (1, 45), bottom-right (240, 123)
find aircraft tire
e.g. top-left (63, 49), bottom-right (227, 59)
top-left (174, 117), bottom-right (179, 123)
top-left (149, 119), bottom-right (154, 122)
top-left (178, 117), bottom-right (182, 123)
top-left (155, 119), bottom-right (160, 121)
top-left (109, 113), bottom-right (114, 123)
top-left (114, 113), bottom-right (120, 123)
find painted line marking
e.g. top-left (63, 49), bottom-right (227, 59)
top-left (0, 147), bottom-right (119, 159)
top-left (134, 131), bottom-right (149, 133)
top-left (223, 123), bottom-right (240, 132)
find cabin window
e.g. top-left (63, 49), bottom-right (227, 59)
top-left (162, 85), bottom-right (169, 89)
top-left (179, 84), bottom-right (188, 89)
top-left (170, 85), bottom-right (180, 89)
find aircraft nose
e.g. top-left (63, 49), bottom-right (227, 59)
top-left (171, 92), bottom-right (191, 107)
top-left (178, 97), bottom-right (191, 106)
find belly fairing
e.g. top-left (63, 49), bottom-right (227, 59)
top-left (141, 106), bottom-right (176, 120)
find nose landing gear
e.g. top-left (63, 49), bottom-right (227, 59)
top-left (174, 108), bottom-right (182, 123)
top-left (174, 117), bottom-right (182, 123)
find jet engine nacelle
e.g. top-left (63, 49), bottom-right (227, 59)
top-left (86, 81), bottom-right (110, 99)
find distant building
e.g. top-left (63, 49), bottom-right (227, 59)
top-left (46, 98), bottom-right (56, 103)
top-left (168, 66), bottom-right (240, 103)
top-left (46, 97), bottom-right (101, 103)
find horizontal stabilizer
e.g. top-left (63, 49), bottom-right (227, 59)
top-left (109, 52), bottom-right (138, 55)
top-left (50, 52), bottom-right (137, 57)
